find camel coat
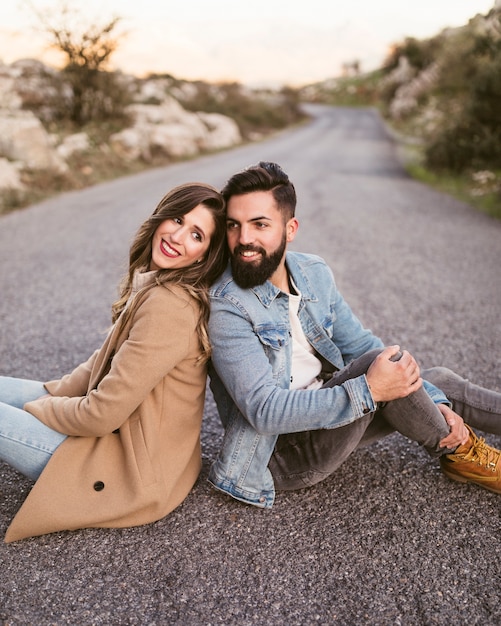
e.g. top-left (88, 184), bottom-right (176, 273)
top-left (5, 282), bottom-right (207, 542)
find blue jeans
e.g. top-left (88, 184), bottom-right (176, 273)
top-left (0, 376), bottom-right (67, 480)
top-left (270, 350), bottom-right (501, 490)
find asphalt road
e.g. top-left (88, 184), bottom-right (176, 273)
top-left (1, 105), bottom-right (500, 625)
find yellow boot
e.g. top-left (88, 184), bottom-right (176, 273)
top-left (440, 425), bottom-right (501, 494)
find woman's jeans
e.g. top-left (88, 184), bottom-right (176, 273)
top-left (270, 350), bottom-right (501, 490)
top-left (0, 376), bottom-right (67, 480)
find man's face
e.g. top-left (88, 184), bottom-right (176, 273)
top-left (226, 190), bottom-right (297, 289)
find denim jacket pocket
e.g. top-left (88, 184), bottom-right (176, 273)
top-left (322, 306), bottom-right (339, 338)
top-left (255, 324), bottom-right (290, 351)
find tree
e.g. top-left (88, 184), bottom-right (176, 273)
top-left (26, 1), bottom-right (130, 125)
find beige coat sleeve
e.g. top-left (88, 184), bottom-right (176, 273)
top-left (25, 287), bottom-right (199, 437)
top-left (44, 349), bottom-right (100, 397)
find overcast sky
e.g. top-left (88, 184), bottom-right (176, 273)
top-left (0, 1), bottom-right (496, 86)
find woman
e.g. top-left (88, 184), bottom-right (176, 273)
top-left (0, 182), bottom-right (227, 543)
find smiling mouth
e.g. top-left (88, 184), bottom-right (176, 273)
top-left (161, 240), bottom-right (180, 257)
top-left (236, 246), bottom-right (263, 262)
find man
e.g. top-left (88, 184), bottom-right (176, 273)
top-left (208, 161), bottom-right (501, 508)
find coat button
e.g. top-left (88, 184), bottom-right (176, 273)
top-left (93, 481), bottom-right (105, 491)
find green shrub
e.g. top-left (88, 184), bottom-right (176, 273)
top-left (425, 16), bottom-right (501, 172)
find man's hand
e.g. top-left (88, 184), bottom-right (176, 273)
top-left (366, 345), bottom-right (422, 403)
top-left (437, 403), bottom-right (469, 449)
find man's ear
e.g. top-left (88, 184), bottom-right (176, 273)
top-left (286, 218), bottom-right (299, 243)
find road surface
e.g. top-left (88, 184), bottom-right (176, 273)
top-left (1, 105), bottom-right (500, 625)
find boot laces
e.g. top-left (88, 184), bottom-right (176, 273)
top-left (461, 435), bottom-right (500, 470)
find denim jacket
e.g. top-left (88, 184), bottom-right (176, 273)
top-left (208, 252), bottom-right (448, 508)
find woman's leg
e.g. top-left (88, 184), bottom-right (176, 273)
top-left (0, 376), bottom-right (67, 480)
top-left (0, 375), bottom-right (47, 408)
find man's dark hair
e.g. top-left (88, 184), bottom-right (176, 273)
top-left (221, 161), bottom-right (296, 220)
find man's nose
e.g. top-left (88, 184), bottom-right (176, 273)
top-left (238, 225), bottom-right (253, 245)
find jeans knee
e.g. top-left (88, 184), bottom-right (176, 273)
top-left (422, 366), bottom-right (460, 391)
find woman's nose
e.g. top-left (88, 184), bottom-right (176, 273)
top-left (170, 225), bottom-right (185, 243)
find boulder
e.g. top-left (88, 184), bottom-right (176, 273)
top-left (109, 125), bottom-right (152, 161)
top-left (56, 132), bottom-right (91, 159)
top-left (197, 112), bottom-right (242, 150)
top-left (111, 96), bottom-right (241, 161)
top-left (0, 110), bottom-right (67, 172)
top-left (0, 76), bottom-right (22, 109)
top-left (0, 158), bottom-right (24, 191)
top-left (149, 124), bottom-right (201, 157)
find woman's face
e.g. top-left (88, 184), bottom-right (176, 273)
top-left (150, 204), bottom-right (215, 271)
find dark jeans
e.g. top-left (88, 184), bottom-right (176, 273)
top-left (269, 350), bottom-right (501, 491)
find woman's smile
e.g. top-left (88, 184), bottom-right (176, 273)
top-left (160, 239), bottom-right (180, 258)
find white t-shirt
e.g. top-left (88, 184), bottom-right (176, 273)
top-left (288, 282), bottom-right (323, 391)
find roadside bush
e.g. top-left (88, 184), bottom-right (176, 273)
top-left (58, 65), bottom-right (133, 125)
top-left (383, 36), bottom-right (442, 72)
top-left (30, 2), bottom-right (132, 126)
top-left (425, 17), bottom-right (501, 172)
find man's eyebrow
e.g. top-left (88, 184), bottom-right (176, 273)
top-left (250, 215), bottom-right (272, 222)
top-left (227, 215), bottom-right (272, 223)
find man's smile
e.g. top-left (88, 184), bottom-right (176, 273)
top-left (234, 245), bottom-right (265, 262)
top-left (240, 250), bottom-right (261, 261)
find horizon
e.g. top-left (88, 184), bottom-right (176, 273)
top-left (0, 1), bottom-right (496, 87)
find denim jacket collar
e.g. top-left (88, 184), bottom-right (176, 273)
top-left (213, 253), bottom-right (319, 308)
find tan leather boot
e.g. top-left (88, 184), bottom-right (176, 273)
top-left (440, 425), bottom-right (501, 494)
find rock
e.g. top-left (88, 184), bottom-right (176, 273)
top-left (149, 123), bottom-right (201, 157)
top-left (109, 125), bottom-right (152, 161)
top-left (56, 132), bottom-right (91, 159)
top-left (197, 112), bottom-right (242, 150)
top-left (111, 97), bottom-right (241, 161)
top-left (0, 158), bottom-right (24, 191)
top-left (0, 76), bottom-right (22, 109)
top-left (0, 110), bottom-right (68, 173)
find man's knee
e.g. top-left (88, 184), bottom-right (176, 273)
top-left (422, 366), bottom-right (459, 390)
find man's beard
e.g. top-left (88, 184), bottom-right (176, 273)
top-left (230, 234), bottom-right (287, 289)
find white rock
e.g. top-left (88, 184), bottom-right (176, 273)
top-left (109, 125), bottom-right (152, 161)
top-left (0, 76), bottom-right (22, 109)
top-left (56, 132), bottom-right (91, 159)
top-left (197, 112), bottom-right (242, 150)
top-left (0, 157), bottom-right (24, 191)
top-left (0, 110), bottom-right (67, 172)
top-left (149, 123), bottom-right (201, 157)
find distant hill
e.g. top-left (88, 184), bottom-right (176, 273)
top-left (299, 3), bottom-right (501, 179)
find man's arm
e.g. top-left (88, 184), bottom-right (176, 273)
top-left (209, 298), bottom-right (378, 436)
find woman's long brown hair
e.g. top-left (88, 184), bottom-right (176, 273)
top-left (111, 183), bottom-right (227, 362)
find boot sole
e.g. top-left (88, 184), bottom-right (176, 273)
top-left (440, 467), bottom-right (501, 494)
